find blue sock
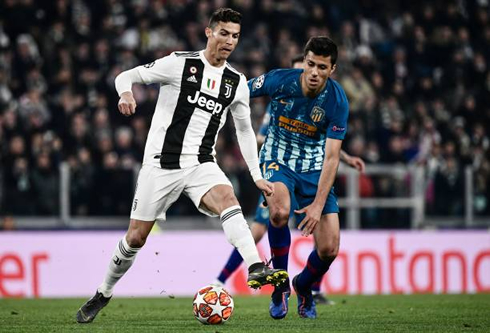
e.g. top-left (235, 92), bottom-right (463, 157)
top-left (296, 250), bottom-right (334, 291)
top-left (268, 224), bottom-right (291, 270)
top-left (217, 248), bottom-right (244, 283)
top-left (311, 277), bottom-right (322, 293)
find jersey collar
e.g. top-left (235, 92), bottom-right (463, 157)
top-left (200, 50), bottom-right (227, 70)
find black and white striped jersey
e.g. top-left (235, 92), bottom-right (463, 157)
top-left (133, 50), bottom-right (250, 169)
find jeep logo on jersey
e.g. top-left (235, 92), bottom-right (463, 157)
top-left (187, 91), bottom-right (223, 114)
top-left (310, 106), bottom-right (325, 122)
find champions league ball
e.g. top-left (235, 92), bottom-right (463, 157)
top-left (192, 285), bottom-right (234, 325)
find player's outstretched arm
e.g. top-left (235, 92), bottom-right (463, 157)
top-left (115, 54), bottom-right (178, 118)
top-left (115, 68), bottom-right (144, 117)
top-left (340, 150), bottom-right (366, 172)
top-left (231, 76), bottom-right (273, 194)
top-left (233, 112), bottom-right (274, 197)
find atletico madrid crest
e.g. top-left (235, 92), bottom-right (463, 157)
top-left (310, 106), bottom-right (325, 123)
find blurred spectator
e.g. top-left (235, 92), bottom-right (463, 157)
top-left (93, 152), bottom-right (133, 215)
top-left (434, 157), bottom-right (464, 216)
top-left (31, 152), bottom-right (59, 215)
top-left (4, 157), bottom-right (34, 215)
top-left (70, 147), bottom-right (95, 215)
top-left (341, 67), bottom-right (375, 113)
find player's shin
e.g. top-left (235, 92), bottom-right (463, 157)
top-left (98, 237), bottom-right (141, 297)
top-left (296, 249), bottom-right (334, 291)
top-left (268, 223), bottom-right (291, 270)
top-left (220, 205), bottom-right (261, 267)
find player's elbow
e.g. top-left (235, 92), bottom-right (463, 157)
top-left (114, 70), bottom-right (127, 87)
top-left (324, 155), bottom-right (341, 168)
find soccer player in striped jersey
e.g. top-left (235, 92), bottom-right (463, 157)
top-left (215, 55), bottom-right (364, 312)
top-left (76, 8), bottom-right (287, 324)
top-left (247, 36), bottom-right (349, 319)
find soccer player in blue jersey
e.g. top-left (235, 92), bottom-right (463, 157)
top-left (248, 36), bottom-right (349, 319)
top-left (214, 59), bottom-right (365, 307)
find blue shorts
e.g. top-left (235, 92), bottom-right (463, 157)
top-left (261, 160), bottom-right (339, 218)
top-left (254, 197), bottom-right (271, 225)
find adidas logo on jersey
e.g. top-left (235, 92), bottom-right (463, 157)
top-left (187, 75), bottom-right (198, 83)
top-left (187, 91), bottom-right (223, 115)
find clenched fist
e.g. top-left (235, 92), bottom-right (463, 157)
top-left (118, 91), bottom-right (137, 116)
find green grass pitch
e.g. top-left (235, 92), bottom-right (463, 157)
top-left (1, 295), bottom-right (489, 332)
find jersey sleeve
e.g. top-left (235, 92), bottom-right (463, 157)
top-left (247, 69), bottom-right (281, 98)
top-left (135, 53), bottom-right (179, 84)
top-left (230, 75), bottom-right (262, 182)
top-left (326, 98), bottom-right (349, 140)
top-left (230, 75), bottom-right (251, 120)
top-left (258, 104), bottom-right (271, 136)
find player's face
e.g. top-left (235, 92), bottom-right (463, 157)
top-left (302, 51), bottom-right (336, 95)
top-left (205, 22), bottom-right (241, 64)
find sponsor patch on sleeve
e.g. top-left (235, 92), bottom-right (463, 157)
top-left (331, 125), bottom-right (346, 132)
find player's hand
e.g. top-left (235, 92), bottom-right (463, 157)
top-left (347, 156), bottom-right (366, 172)
top-left (295, 203), bottom-right (323, 237)
top-left (118, 91), bottom-right (137, 116)
top-left (255, 179), bottom-right (274, 197)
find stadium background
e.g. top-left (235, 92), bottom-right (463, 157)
top-left (0, 0), bottom-right (489, 298)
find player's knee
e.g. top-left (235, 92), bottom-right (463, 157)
top-left (126, 231), bottom-right (147, 248)
top-left (269, 208), bottom-right (289, 227)
top-left (317, 244), bottom-right (339, 261)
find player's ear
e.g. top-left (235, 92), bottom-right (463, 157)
top-left (331, 64), bottom-right (337, 74)
top-left (205, 27), bottom-right (212, 39)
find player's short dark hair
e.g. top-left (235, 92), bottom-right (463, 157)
top-left (208, 8), bottom-right (242, 28)
top-left (304, 36), bottom-right (338, 65)
top-left (291, 54), bottom-right (304, 66)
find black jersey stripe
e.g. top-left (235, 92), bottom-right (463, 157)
top-left (198, 68), bottom-right (240, 164)
top-left (160, 58), bottom-right (204, 169)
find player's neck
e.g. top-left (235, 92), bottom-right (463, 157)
top-left (300, 73), bottom-right (326, 98)
top-left (203, 49), bottom-right (226, 67)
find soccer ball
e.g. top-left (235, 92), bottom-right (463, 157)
top-left (192, 285), bottom-right (234, 325)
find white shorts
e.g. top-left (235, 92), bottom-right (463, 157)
top-left (130, 163), bottom-right (233, 221)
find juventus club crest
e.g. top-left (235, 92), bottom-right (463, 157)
top-left (225, 83), bottom-right (233, 98)
top-left (310, 106), bottom-right (325, 123)
top-left (223, 78), bottom-right (236, 99)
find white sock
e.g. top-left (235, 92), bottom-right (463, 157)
top-left (221, 205), bottom-right (261, 267)
top-left (98, 236), bottom-right (141, 297)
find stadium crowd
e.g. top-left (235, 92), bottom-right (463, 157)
top-left (1, 0), bottom-right (489, 225)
